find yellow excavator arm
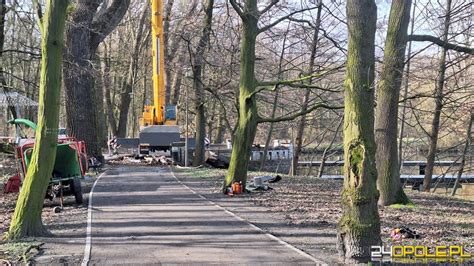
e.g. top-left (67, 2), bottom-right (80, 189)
top-left (140, 0), bottom-right (176, 127)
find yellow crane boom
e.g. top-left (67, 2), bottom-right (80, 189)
top-left (140, 0), bottom-right (175, 126)
top-left (138, 0), bottom-right (179, 155)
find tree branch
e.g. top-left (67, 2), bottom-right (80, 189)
top-left (408, 34), bottom-right (473, 54)
top-left (258, 6), bottom-right (317, 34)
top-left (257, 65), bottom-right (343, 87)
top-left (259, 0), bottom-right (279, 15)
top-left (252, 83), bottom-right (341, 99)
top-left (90, 0), bottom-right (130, 52)
top-left (229, 0), bottom-right (245, 20)
top-left (258, 102), bottom-right (343, 123)
top-left (1, 49), bottom-right (41, 57)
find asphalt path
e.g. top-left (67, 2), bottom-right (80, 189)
top-left (86, 166), bottom-right (319, 265)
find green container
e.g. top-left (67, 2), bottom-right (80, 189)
top-left (24, 143), bottom-right (82, 181)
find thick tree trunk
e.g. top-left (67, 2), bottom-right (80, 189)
top-left (224, 0), bottom-right (259, 189)
top-left (63, 2), bottom-right (100, 157)
top-left (7, 0), bottom-right (68, 239)
top-left (423, 0), bottom-right (452, 191)
top-left (63, 0), bottom-right (129, 159)
top-left (290, 3), bottom-right (322, 176)
top-left (375, 0), bottom-right (411, 206)
top-left (192, 0), bottom-right (214, 166)
top-left (337, 0), bottom-right (380, 262)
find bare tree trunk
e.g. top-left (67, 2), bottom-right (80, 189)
top-left (290, 2), bottom-right (322, 176)
top-left (164, 0), bottom-right (174, 103)
top-left (215, 108), bottom-right (225, 143)
top-left (451, 109), bottom-right (473, 196)
top-left (423, 0), bottom-right (452, 191)
top-left (398, 1), bottom-right (416, 169)
top-left (116, 4), bottom-right (148, 138)
top-left (259, 88), bottom-right (279, 171)
top-left (94, 53), bottom-right (107, 146)
top-left (192, 0), bottom-right (214, 166)
top-left (375, 0), bottom-right (411, 205)
top-left (171, 56), bottom-right (183, 106)
top-left (259, 26), bottom-right (289, 171)
top-left (101, 43), bottom-right (118, 135)
top-left (317, 117), bottom-right (343, 178)
top-left (63, 0), bottom-right (129, 159)
top-left (337, 0), bottom-right (380, 261)
top-left (0, 0), bottom-right (17, 119)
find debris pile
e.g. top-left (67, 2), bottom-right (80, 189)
top-left (205, 151), bottom-right (229, 169)
top-left (106, 155), bottom-right (173, 166)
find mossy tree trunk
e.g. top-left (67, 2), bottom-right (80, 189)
top-left (337, 0), bottom-right (381, 262)
top-left (375, 0), bottom-right (411, 206)
top-left (7, 0), bottom-right (68, 239)
top-left (224, 0), bottom-right (259, 189)
top-left (192, 0), bottom-right (214, 167)
top-left (225, 0), bottom-right (336, 189)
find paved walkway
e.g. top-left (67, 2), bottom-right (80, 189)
top-left (87, 167), bottom-right (317, 264)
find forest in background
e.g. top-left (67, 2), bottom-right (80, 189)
top-left (1, 0), bottom-right (471, 162)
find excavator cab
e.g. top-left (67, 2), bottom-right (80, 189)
top-left (164, 105), bottom-right (177, 125)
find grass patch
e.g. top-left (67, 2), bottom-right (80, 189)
top-left (389, 202), bottom-right (416, 209)
top-left (173, 167), bottom-right (223, 179)
top-left (0, 241), bottom-right (43, 263)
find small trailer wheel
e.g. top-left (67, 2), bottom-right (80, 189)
top-left (72, 178), bottom-right (84, 204)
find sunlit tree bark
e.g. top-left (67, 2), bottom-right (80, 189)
top-left (7, 0), bottom-right (68, 239)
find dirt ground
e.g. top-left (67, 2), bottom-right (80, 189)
top-left (0, 174), bottom-right (96, 264)
top-left (173, 167), bottom-right (474, 262)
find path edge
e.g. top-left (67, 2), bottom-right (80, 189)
top-left (81, 170), bottom-right (108, 266)
top-left (170, 166), bottom-right (327, 265)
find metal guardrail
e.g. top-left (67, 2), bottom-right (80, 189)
top-left (298, 160), bottom-right (462, 167)
top-left (319, 174), bottom-right (474, 180)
